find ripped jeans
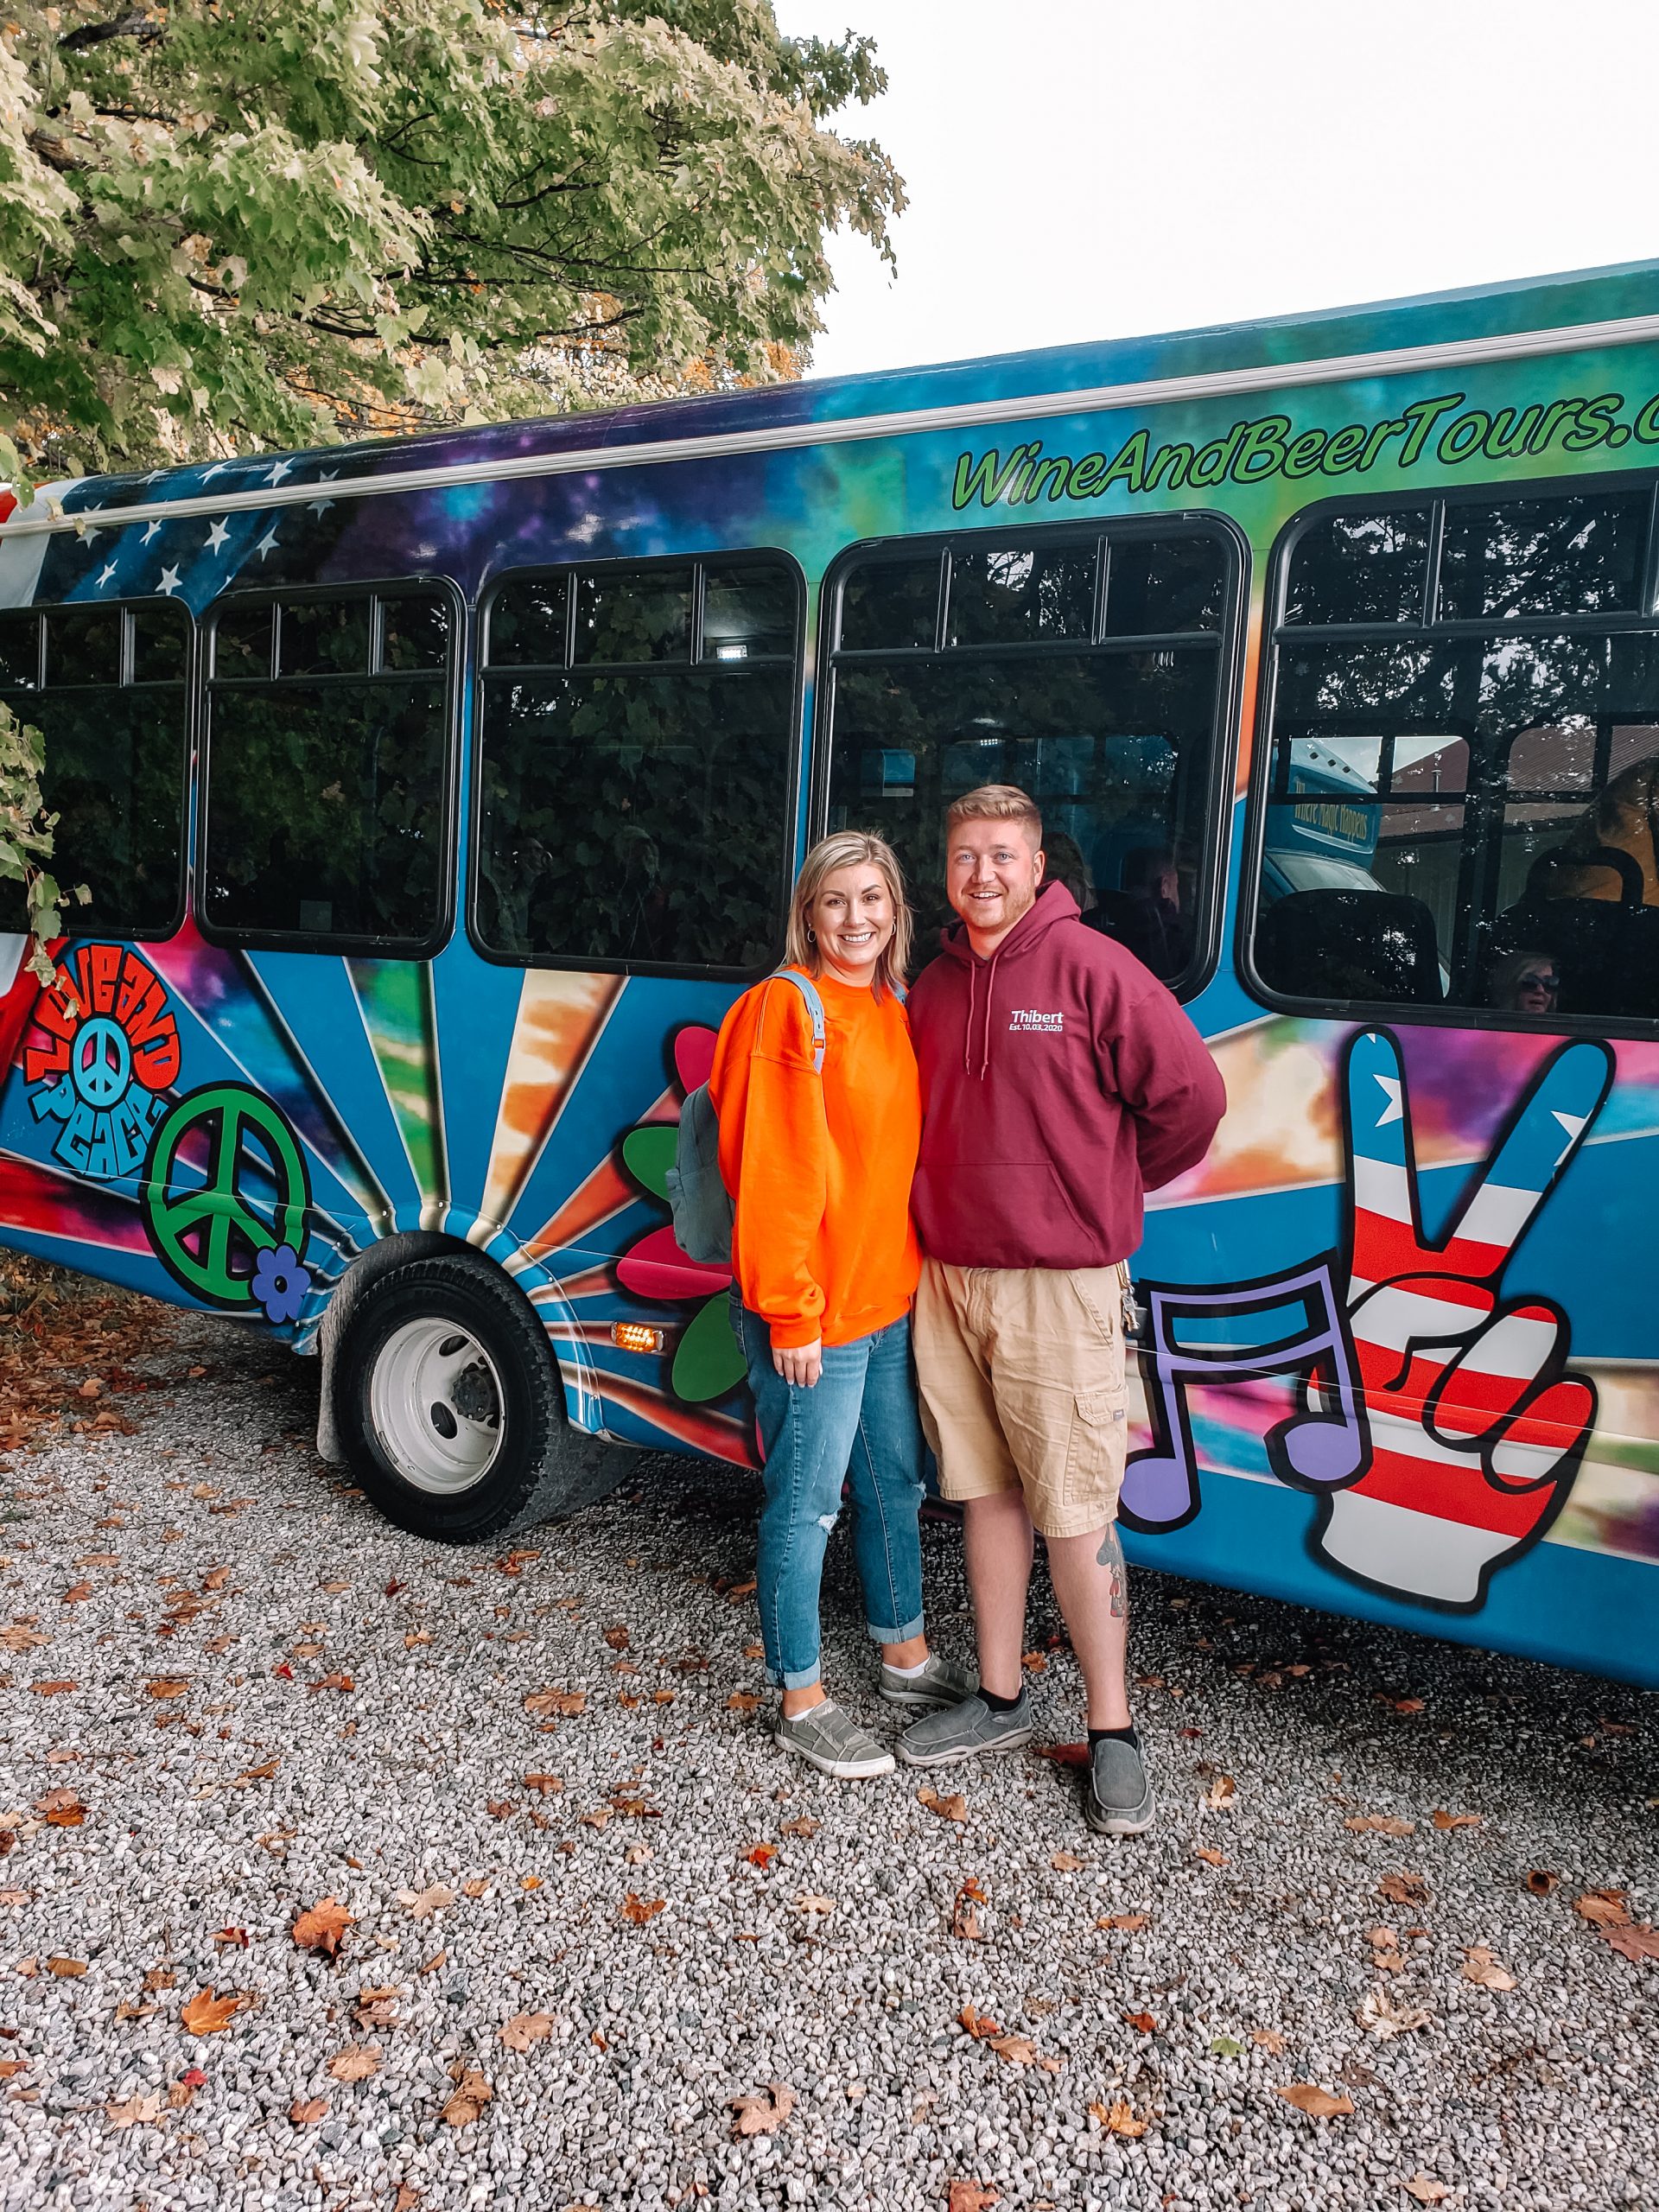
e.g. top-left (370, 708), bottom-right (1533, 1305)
top-left (734, 1300), bottom-right (927, 1690)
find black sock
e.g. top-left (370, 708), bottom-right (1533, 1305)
top-left (1088, 1724), bottom-right (1139, 1751)
top-left (979, 1685), bottom-right (1023, 1713)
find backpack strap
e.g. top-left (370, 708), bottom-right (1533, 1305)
top-left (771, 966), bottom-right (827, 1074)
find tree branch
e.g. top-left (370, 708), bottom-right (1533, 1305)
top-left (58, 11), bottom-right (163, 52)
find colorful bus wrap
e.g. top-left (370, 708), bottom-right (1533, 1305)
top-left (3, 257), bottom-right (1657, 1683)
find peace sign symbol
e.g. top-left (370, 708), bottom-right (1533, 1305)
top-left (142, 1083), bottom-right (310, 1307)
top-left (73, 1016), bottom-right (131, 1110)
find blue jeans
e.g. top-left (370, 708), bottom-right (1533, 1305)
top-left (734, 1300), bottom-right (928, 1690)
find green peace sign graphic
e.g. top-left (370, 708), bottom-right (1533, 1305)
top-left (142, 1084), bottom-right (310, 1307)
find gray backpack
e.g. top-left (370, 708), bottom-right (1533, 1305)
top-left (666, 968), bottom-right (828, 1266)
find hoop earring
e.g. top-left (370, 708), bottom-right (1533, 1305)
top-left (805, 926), bottom-right (817, 944)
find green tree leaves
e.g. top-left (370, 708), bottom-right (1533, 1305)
top-left (0, 2), bottom-right (899, 490)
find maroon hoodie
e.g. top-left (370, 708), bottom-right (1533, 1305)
top-left (907, 881), bottom-right (1226, 1269)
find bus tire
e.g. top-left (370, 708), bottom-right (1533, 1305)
top-left (333, 1251), bottom-right (627, 1544)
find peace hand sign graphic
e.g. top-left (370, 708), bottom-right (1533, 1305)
top-left (1309, 1029), bottom-right (1614, 1608)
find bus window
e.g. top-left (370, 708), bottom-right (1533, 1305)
top-left (824, 524), bottom-right (1233, 984)
top-left (0, 601), bottom-right (190, 941)
top-left (475, 556), bottom-right (800, 972)
top-left (1252, 485), bottom-right (1659, 1025)
top-left (201, 586), bottom-right (453, 951)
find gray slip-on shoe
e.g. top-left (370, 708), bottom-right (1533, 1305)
top-left (896, 1690), bottom-right (1035, 1767)
top-left (1083, 1736), bottom-right (1155, 1836)
top-left (773, 1699), bottom-right (894, 1780)
top-left (878, 1652), bottom-right (978, 1710)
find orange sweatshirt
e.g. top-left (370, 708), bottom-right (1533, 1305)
top-left (709, 973), bottom-right (922, 1351)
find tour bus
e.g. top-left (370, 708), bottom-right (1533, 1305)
top-left (3, 257), bottom-right (1657, 1688)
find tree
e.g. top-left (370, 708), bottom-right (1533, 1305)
top-left (0, 0), bottom-right (900, 486)
top-left (0, 1), bottom-right (900, 968)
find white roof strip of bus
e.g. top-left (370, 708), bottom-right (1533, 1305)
top-left (8, 307), bottom-right (1659, 541)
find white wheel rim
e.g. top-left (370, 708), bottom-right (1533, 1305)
top-left (369, 1318), bottom-right (505, 1495)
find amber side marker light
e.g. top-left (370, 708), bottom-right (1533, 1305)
top-left (611, 1322), bottom-right (664, 1353)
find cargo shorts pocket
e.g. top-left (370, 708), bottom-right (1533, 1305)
top-left (1063, 1384), bottom-right (1129, 1516)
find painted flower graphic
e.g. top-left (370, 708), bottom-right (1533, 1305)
top-left (615, 1025), bottom-right (747, 1406)
top-left (251, 1243), bottom-right (311, 1326)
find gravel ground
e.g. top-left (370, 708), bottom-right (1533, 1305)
top-left (0, 1291), bottom-right (1656, 2212)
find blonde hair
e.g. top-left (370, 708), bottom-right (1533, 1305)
top-left (945, 782), bottom-right (1044, 842)
top-left (785, 830), bottom-right (912, 1000)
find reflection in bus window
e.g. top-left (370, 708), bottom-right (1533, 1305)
top-left (203, 588), bottom-right (451, 950)
top-left (827, 528), bottom-right (1230, 982)
top-left (476, 557), bottom-right (799, 970)
top-left (1255, 485), bottom-right (1659, 1023)
top-left (0, 602), bottom-right (190, 940)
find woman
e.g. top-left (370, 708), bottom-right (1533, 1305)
top-left (709, 831), bottom-right (975, 1778)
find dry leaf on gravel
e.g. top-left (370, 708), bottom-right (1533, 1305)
top-left (1252, 2028), bottom-right (1288, 2053)
top-left (328, 2045), bottom-right (381, 2082)
top-left (1573, 1890), bottom-right (1630, 1926)
top-left (1034, 1741), bottom-right (1089, 1767)
top-left (779, 1816), bottom-right (819, 1838)
top-left (354, 1986), bottom-right (399, 2028)
top-left (918, 1783), bottom-right (967, 1821)
top-left (1524, 1870), bottom-right (1559, 1895)
top-left (986, 2033), bottom-right (1044, 2067)
top-left (1432, 1809), bottom-right (1482, 1830)
top-left (35, 1788), bottom-right (84, 1827)
top-left (499, 2012), bottom-right (554, 2051)
top-left (1089, 2098), bottom-right (1147, 2138)
top-left (288, 2096), bottom-right (328, 2126)
top-left (726, 1692), bottom-right (761, 1712)
top-left (291, 1897), bottom-right (353, 1957)
top-left (397, 1885), bottom-right (454, 1920)
top-left (29, 1680), bottom-right (77, 1695)
top-left (793, 1893), bottom-right (835, 1915)
top-left (1462, 1946), bottom-right (1516, 1990)
top-left (309, 1673), bottom-right (354, 1694)
top-left (602, 1624), bottom-right (631, 1650)
top-left (1097, 1911), bottom-right (1149, 1932)
top-left (1345, 1814), bottom-right (1415, 1836)
top-left (1401, 2177), bottom-right (1453, 2205)
top-left (744, 1842), bottom-right (778, 1868)
top-left (1369, 1926), bottom-right (1408, 1973)
top-left (1277, 2082), bottom-right (1355, 2118)
top-left (45, 1956), bottom-right (86, 1980)
top-left (442, 2064), bottom-right (493, 2125)
top-left (1377, 1872), bottom-right (1427, 1905)
top-left (1600, 1923), bottom-right (1659, 1962)
top-left (1122, 2009), bottom-right (1158, 2035)
top-left (106, 2093), bottom-right (163, 2128)
top-left (1201, 1775), bottom-right (1236, 1809)
top-left (947, 2185), bottom-right (1001, 2212)
top-left (952, 1878), bottom-right (988, 1941)
top-left (524, 1688), bottom-right (586, 1719)
top-left (1192, 1845), bottom-right (1227, 1866)
top-left (620, 1893), bottom-right (664, 1925)
top-left (486, 1798), bottom-right (518, 1820)
top-left (180, 1989), bottom-right (243, 2035)
top-left (145, 1679), bottom-right (188, 1700)
top-left (1050, 1851), bottom-right (1086, 1872)
top-left (728, 2082), bottom-right (795, 2137)
top-left (523, 1772), bottom-right (562, 1795)
top-left (392, 2190), bottom-right (421, 2212)
top-left (959, 2005), bottom-right (1001, 2039)
top-left (1358, 1986), bottom-right (1433, 2037)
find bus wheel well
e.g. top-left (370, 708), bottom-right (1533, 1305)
top-left (315, 1233), bottom-right (496, 1464)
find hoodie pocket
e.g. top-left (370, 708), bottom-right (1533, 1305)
top-left (916, 1160), bottom-right (1100, 1268)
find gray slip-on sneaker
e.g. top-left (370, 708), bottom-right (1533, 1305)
top-left (1084, 1736), bottom-right (1155, 1836)
top-left (878, 1652), bottom-right (978, 1710)
top-left (773, 1699), bottom-right (894, 1780)
top-left (896, 1690), bottom-right (1035, 1767)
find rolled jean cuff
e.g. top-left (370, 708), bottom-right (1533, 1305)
top-left (769, 1662), bottom-right (823, 1691)
top-left (866, 1609), bottom-right (925, 1645)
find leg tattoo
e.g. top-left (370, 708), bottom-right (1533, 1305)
top-left (1096, 1521), bottom-right (1127, 1620)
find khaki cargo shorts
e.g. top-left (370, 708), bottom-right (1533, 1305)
top-left (912, 1255), bottom-right (1128, 1541)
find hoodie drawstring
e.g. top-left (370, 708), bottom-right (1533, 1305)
top-left (963, 957), bottom-right (977, 1075)
top-left (964, 947), bottom-right (1001, 1079)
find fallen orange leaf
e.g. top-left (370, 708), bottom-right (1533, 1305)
top-left (1090, 2096), bottom-right (1147, 2138)
top-left (1277, 2082), bottom-right (1354, 2118)
top-left (620, 1893), bottom-right (664, 1924)
top-left (728, 2081), bottom-right (794, 2137)
top-left (291, 1897), bottom-right (354, 1958)
top-left (180, 1989), bottom-right (243, 2035)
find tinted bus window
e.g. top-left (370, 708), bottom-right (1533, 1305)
top-left (1253, 486), bottom-right (1659, 1024)
top-left (825, 526), bottom-right (1233, 983)
top-left (0, 601), bottom-right (190, 940)
top-left (476, 556), bottom-right (800, 970)
top-left (202, 587), bottom-right (452, 950)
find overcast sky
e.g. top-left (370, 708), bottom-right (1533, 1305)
top-left (772, 0), bottom-right (1659, 381)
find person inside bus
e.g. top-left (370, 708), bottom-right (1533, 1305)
top-left (1488, 948), bottom-right (1560, 1017)
top-left (708, 830), bottom-right (976, 1782)
top-left (898, 785), bottom-right (1224, 1836)
top-left (1085, 841), bottom-right (1192, 979)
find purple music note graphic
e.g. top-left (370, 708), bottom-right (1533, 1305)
top-left (1120, 1258), bottom-right (1368, 1534)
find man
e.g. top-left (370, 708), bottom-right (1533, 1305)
top-left (898, 785), bottom-right (1225, 1834)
